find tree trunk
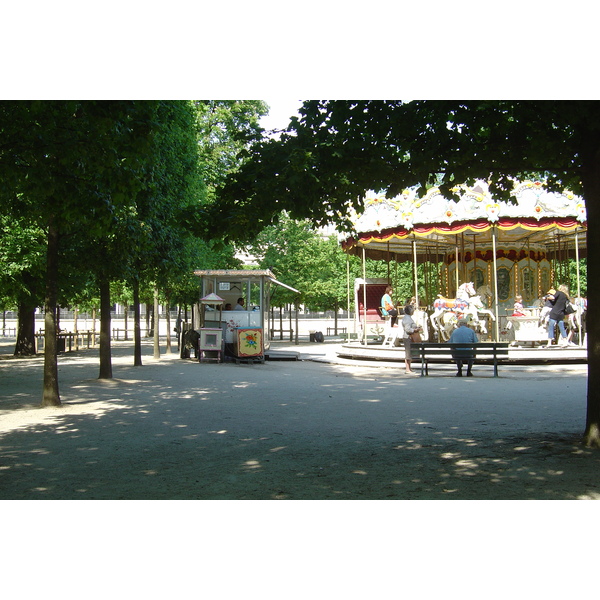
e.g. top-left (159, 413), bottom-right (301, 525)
top-left (133, 278), bottom-right (142, 366)
top-left (98, 278), bottom-right (113, 379)
top-left (146, 304), bottom-right (152, 337)
top-left (582, 146), bottom-right (600, 447)
top-left (14, 301), bottom-right (37, 356)
top-left (334, 302), bottom-right (339, 334)
top-left (153, 286), bottom-right (160, 359)
top-left (176, 305), bottom-right (182, 350)
top-left (124, 305), bottom-right (129, 341)
top-left (165, 293), bottom-right (172, 355)
top-left (41, 219), bottom-right (61, 407)
top-left (74, 306), bottom-right (79, 351)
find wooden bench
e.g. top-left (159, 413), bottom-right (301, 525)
top-left (327, 327), bottom-right (347, 336)
top-left (270, 328), bottom-right (294, 341)
top-left (413, 342), bottom-right (510, 377)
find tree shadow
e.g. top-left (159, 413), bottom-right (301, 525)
top-left (0, 351), bottom-right (597, 500)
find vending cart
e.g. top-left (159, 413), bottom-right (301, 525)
top-left (193, 269), bottom-right (299, 362)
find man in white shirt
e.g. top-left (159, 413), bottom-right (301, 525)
top-left (234, 297), bottom-right (245, 311)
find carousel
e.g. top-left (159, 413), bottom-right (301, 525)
top-left (340, 179), bottom-right (588, 361)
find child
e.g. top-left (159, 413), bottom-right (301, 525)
top-left (512, 294), bottom-right (526, 317)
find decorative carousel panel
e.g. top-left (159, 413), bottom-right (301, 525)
top-left (517, 258), bottom-right (537, 304)
top-left (496, 265), bottom-right (512, 303)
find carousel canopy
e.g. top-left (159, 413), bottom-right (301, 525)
top-left (342, 180), bottom-right (587, 261)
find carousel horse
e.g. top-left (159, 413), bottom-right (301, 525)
top-left (566, 297), bottom-right (587, 345)
top-left (475, 284), bottom-right (494, 307)
top-left (434, 295), bottom-right (496, 340)
top-left (462, 295), bottom-right (496, 335)
top-left (382, 306), bottom-right (430, 346)
top-left (413, 307), bottom-right (430, 341)
top-left (430, 282), bottom-right (476, 340)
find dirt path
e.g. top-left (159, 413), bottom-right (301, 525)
top-left (1, 338), bottom-right (597, 500)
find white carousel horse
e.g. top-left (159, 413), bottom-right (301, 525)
top-left (566, 297), bottom-right (587, 345)
top-left (430, 282), bottom-right (476, 340)
top-left (382, 307), bottom-right (430, 346)
top-left (435, 295), bottom-right (496, 340)
top-left (436, 312), bottom-right (459, 340)
top-left (413, 308), bottom-right (430, 341)
top-left (462, 295), bottom-right (496, 335)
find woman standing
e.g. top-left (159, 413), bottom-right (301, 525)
top-left (402, 304), bottom-right (421, 375)
top-left (546, 284), bottom-right (570, 347)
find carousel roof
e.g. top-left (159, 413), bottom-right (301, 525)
top-left (342, 180), bottom-right (587, 260)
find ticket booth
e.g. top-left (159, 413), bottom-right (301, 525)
top-left (193, 269), bottom-right (299, 361)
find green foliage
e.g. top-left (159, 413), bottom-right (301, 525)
top-left (195, 100), bottom-right (268, 199)
top-left (0, 213), bottom-right (46, 308)
top-left (0, 100), bottom-right (269, 315)
top-left (246, 213), bottom-right (425, 312)
top-left (211, 101), bottom-right (600, 243)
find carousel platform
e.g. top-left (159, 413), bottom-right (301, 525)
top-left (335, 340), bottom-right (588, 365)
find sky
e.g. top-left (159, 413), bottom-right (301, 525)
top-left (259, 99), bottom-right (304, 132)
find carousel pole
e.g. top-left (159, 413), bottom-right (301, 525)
top-left (557, 233), bottom-right (563, 283)
top-left (412, 238), bottom-right (419, 307)
top-left (492, 225), bottom-right (500, 341)
top-left (575, 230), bottom-right (583, 346)
top-left (575, 230), bottom-right (582, 299)
top-left (527, 239), bottom-right (532, 302)
top-left (362, 245), bottom-right (367, 346)
top-left (472, 235), bottom-right (477, 285)
top-left (455, 236), bottom-right (460, 295)
top-left (346, 255), bottom-right (352, 341)
top-left (387, 241), bottom-right (391, 282)
top-left (461, 233), bottom-right (467, 284)
top-left (424, 245), bottom-right (431, 307)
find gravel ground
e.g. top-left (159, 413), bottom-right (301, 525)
top-left (2, 336), bottom-right (595, 598)
top-left (1, 337), bottom-right (597, 500)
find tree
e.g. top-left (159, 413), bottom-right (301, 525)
top-left (247, 213), bottom-right (415, 320)
top-left (100, 100), bottom-right (204, 368)
top-left (214, 100), bottom-right (600, 448)
top-left (194, 100), bottom-right (268, 199)
top-left (0, 214), bottom-right (45, 355)
top-left (0, 101), bottom-right (158, 406)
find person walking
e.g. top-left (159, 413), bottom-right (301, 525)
top-left (449, 318), bottom-right (478, 377)
top-left (401, 304), bottom-right (421, 375)
top-left (545, 285), bottom-right (570, 347)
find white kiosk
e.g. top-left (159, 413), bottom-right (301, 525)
top-left (193, 269), bottom-right (299, 361)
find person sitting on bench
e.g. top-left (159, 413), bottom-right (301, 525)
top-left (381, 285), bottom-right (398, 327)
top-left (449, 318), bottom-right (478, 377)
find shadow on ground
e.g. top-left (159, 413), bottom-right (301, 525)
top-left (1, 340), bottom-right (597, 500)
